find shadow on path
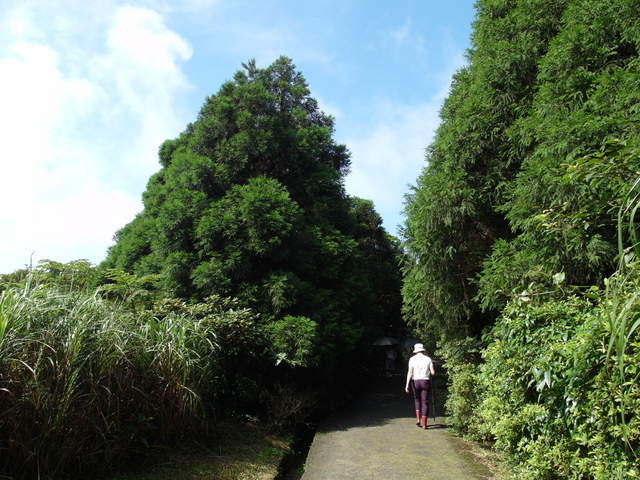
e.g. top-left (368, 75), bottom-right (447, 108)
top-left (301, 375), bottom-right (492, 480)
top-left (318, 375), bottom-right (448, 432)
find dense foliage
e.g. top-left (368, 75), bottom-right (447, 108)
top-left (402, 0), bottom-right (640, 478)
top-left (402, 0), bottom-right (640, 337)
top-left (103, 57), bottom-right (403, 374)
top-left (0, 259), bottom-right (343, 479)
top-left (442, 264), bottom-right (639, 479)
top-left (0, 58), bottom-right (406, 479)
top-left (0, 278), bottom-right (263, 479)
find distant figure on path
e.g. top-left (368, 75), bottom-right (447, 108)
top-left (404, 343), bottom-right (435, 429)
top-left (385, 348), bottom-right (397, 377)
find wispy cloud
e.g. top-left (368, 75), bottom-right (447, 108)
top-left (343, 98), bottom-right (441, 234)
top-left (386, 16), bottom-right (426, 59)
top-left (390, 17), bottom-right (413, 45)
top-left (341, 52), bottom-right (462, 235)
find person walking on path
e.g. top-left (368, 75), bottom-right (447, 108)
top-left (405, 343), bottom-right (435, 429)
top-left (385, 348), bottom-right (397, 378)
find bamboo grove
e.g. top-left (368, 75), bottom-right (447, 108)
top-left (403, 0), bottom-right (640, 478)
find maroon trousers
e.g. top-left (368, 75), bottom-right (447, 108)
top-left (411, 379), bottom-right (431, 417)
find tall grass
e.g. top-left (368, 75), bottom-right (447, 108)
top-left (602, 265), bottom-right (640, 456)
top-left (0, 284), bottom-right (222, 479)
top-left (603, 160), bottom-right (640, 453)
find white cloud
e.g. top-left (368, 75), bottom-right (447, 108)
top-left (142, 0), bottom-right (220, 15)
top-left (99, 6), bottom-right (192, 93)
top-left (314, 92), bottom-right (344, 122)
top-left (89, 5), bottom-right (194, 185)
top-left (386, 16), bottom-right (426, 59)
top-left (343, 99), bottom-right (441, 234)
top-left (341, 31), bottom-right (468, 235)
top-left (0, 3), bottom-right (194, 273)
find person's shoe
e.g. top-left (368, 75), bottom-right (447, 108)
top-left (421, 416), bottom-right (428, 429)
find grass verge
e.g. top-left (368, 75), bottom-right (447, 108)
top-left (109, 420), bottom-right (294, 480)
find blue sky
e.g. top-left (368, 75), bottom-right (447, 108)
top-left (0, 0), bottom-right (475, 274)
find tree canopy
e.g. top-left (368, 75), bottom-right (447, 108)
top-left (403, 1), bottom-right (640, 476)
top-left (104, 57), bottom-right (403, 368)
top-left (402, 0), bottom-right (640, 338)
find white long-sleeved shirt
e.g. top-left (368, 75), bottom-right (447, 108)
top-left (408, 353), bottom-right (433, 380)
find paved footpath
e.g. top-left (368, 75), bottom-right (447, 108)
top-left (301, 375), bottom-right (493, 480)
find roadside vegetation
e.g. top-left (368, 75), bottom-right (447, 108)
top-left (0, 269), bottom-right (245, 478)
top-left (403, 1), bottom-right (640, 478)
top-left (2, 1), bottom-right (639, 479)
top-left (0, 262), bottom-right (323, 480)
top-left (0, 57), bottom-right (402, 480)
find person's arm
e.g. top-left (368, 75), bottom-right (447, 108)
top-left (405, 366), bottom-right (413, 393)
top-left (430, 361), bottom-right (436, 377)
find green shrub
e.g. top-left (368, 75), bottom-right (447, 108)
top-left (438, 337), bottom-right (486, 437)
top-left (448, 287), bottom-right (640, 479)
top-left (264, 315), bottom-right (318, 367)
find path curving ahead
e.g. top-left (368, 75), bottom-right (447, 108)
top-left (301, 375), bottom-right (493, 480)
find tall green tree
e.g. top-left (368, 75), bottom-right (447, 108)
top-left (104, 57), bottom-right (400, 367)
top-left (350, 198), bottom-right (404, 337)
top-left (478, 0), bottom-right (640, 311)
top-left (402, 0), bottom-right (566, 337)
top-left (403, 0), bottom-right (640, 338)
top-left (404, 2), bottom-right (640, 476)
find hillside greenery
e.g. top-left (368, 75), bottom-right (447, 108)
top-left (0, 58), bottom-right (404, 479)
top-left (403, 0), bottom-right (640, 478)
top-left (2, 0), bottom-right (639, 478)
top-left (103, 57), bottom-right (403, 375)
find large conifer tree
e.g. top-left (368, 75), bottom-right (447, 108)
top-left (104, 57), bottom-right (402, 360)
